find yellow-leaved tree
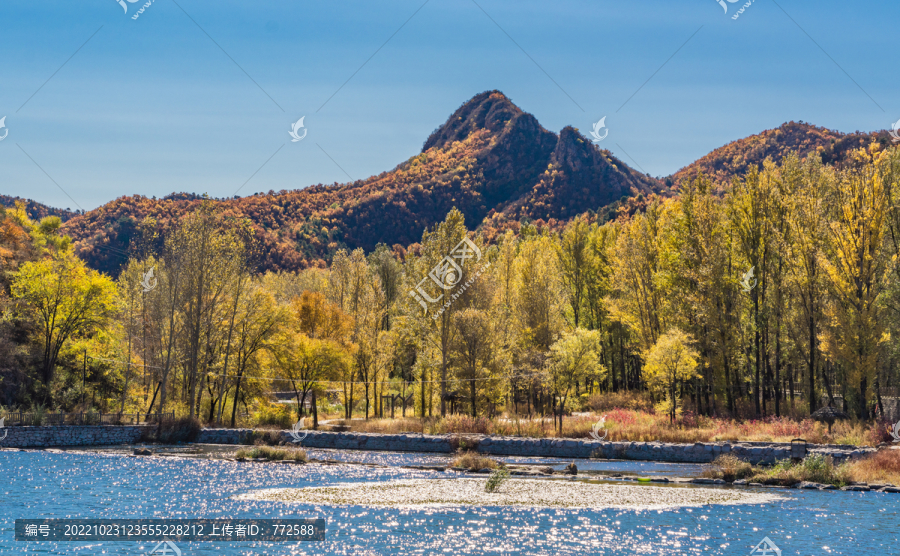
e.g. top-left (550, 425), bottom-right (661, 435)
top-left (11, 251), bottom-right (117, 396)
top-left (547, 328), bottom-right (605, 433)
top-left (820, 146), bottom-right (891, 419)
top-left (643, 328), bottom-right (700, 422)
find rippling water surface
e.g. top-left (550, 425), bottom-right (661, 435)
top-left (1, 449), bottom-right (897, 555)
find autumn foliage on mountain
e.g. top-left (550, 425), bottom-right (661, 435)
top-left (671, 121), bottom-right (895, 188)
top-left (3, 91), bottom-right (894, 276)
top-left (0, 195), bottom-right (75, 222)
top-left (34, 91), bottom-right (664, 275)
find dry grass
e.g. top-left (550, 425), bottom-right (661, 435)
top-left (587, 391), bottom-right (655, 413)
top-left (702, 450), bottom-right (900, 487)
top-left (252, 429), bottom-right (287, 446)
top-left (322, 406), bottom-right (885, 447)
top-left (752, 454), bottom-right (851, 487)
top-left (701, 454), bottom-right (755, 482)
top-left (704, 454), bottom-right (850, 487)
top-left (452, 451), bottom-right (499, 471)
top-left (844, 449), bottom-right (900, 485)
top-left (339, 418), bottom-right (425, 434)
top-left (235, 446), bottom-right (308, 462)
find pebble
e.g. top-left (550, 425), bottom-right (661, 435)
top-left (242, 478), bottom-right (784, 509)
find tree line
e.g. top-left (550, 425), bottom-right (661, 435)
top-left (2, 144), bottom-right (899, 426)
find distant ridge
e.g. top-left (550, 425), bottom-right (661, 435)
top-left (0, 195), bottom-right (76, 222)
top-left (671, 121), bottom-right (893, 187)
top-left (3, 93), bottom-right (893, 275)
top-left (52, 91), bottom-right (668, 274)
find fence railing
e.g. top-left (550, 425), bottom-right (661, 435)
top-left (1, 411), bottom-right (175, 427)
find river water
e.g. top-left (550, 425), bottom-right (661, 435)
top-left (1, 447), bottom-right (897, 555)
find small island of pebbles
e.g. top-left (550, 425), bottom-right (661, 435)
top-left (239, 478), bottom-right (783, 510)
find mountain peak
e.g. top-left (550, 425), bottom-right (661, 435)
top-left (512, 125), bottom-right (663, 221)
top-left (422, 90), bottom-right (524, 152)
top-left (55, 92), bottom-right (664, 274)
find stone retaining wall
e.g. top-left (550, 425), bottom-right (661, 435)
top-left (195, 428), bottom-right (875, 465)
top-left (0, 426), bottom-right (876, 464)
top-left (0, 425), bottom-right (153, 448)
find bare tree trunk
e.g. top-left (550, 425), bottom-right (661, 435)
top-left (145, 381), bottom-right (161, 419)
top-left (754, 290), bottom-right (761, 417)
top-left (808, 275), bottom-right (817, 415)
top-left (875, 378), bottom-right (884, 419)
top-left (312, 389), bottom-right (318, 429)
top-left (120, 317), bottom-right (133, 414)
top-left (230, 367), bottom-right (244, 428)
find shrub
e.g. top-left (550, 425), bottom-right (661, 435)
top-left (485, 467), bottom-right (510, 493)
top-left (32, 405), bottom-right (48, 426)
top-left (747, 455), bottom-right (850, 487)
top-left (587, 391), bottom-right (655, 413)
top-left (448, 434), bottom-right (482, 452)
top-left (438, 415), bottom-right (494, 435)
top-left (235, 446), bottom-right (307, 462)
top-left (867, 419), bottom-right (897, 445)
top-left (702, 454), bottom-right (754, 482)
top-left (251, 402), bottom-right (294, 429)
top-left (452, 451), bottom-right (498, 471)
top-left (252, 429), bottom-right (287, 446)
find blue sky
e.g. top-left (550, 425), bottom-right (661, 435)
top-left (1, 0), bottom-right (896, 211)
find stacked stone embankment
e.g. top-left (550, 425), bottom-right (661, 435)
top-left (194, 429), bottom-right (874, 465)
top-left (0, 425), bottom-right (152, 448)
top-left (0, 426), bottom-right (875, 464)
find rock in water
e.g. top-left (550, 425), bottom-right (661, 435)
top-left (133, 448), bottom-right (152, 456)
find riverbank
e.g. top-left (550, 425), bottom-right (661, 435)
top-left (0, 425), bottom-right (876, 465)
top-left (317, 411), bottom-right (889, 446)
top-left (5, 440), bottom-right (898, 494)
top-left (198, 428), bottom-right (875, 465)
